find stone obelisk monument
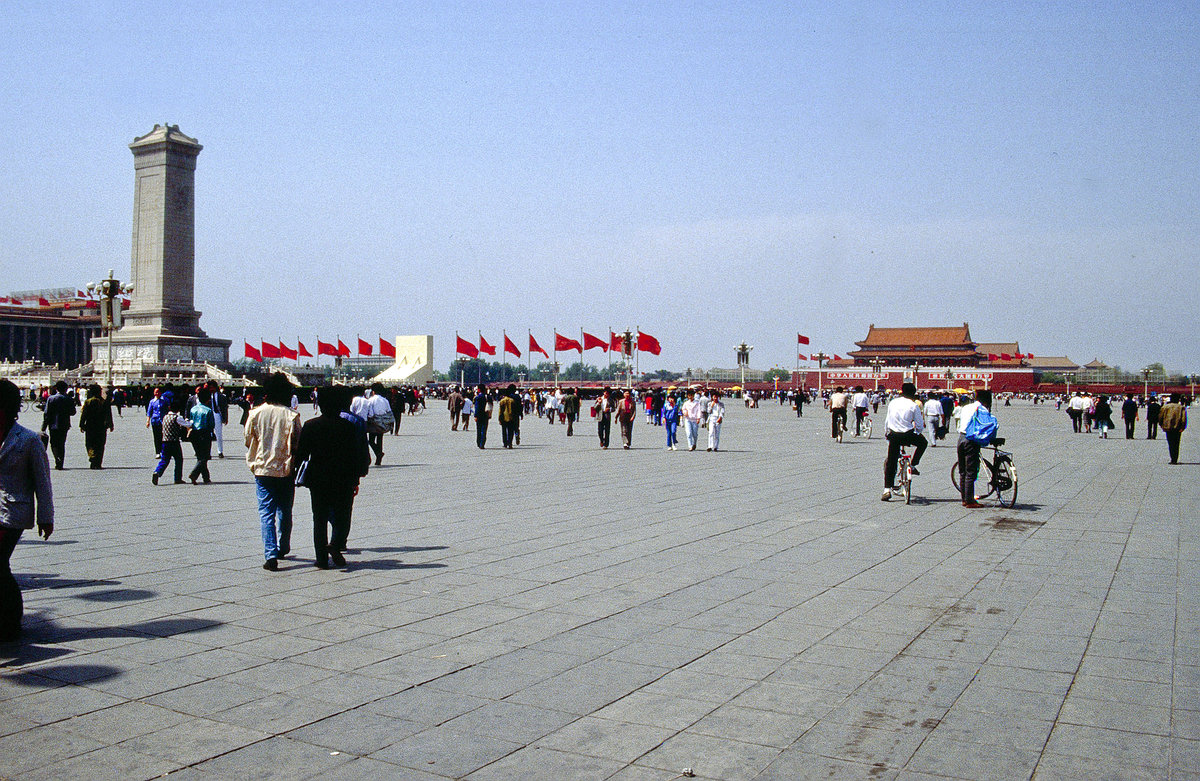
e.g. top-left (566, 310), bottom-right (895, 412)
top-left (94, 123), bottom-right (230, 370)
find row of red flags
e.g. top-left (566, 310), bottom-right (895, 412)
top-left (455, 331), bottom-right (661, 360)
top-left (244, 337), bottom-right (393, 362)
top-left (1, 290), bottom-right (128, 308)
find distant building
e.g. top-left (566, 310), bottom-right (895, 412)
top-left (847, 323), bottom-right (980, 367)
top-left (0, 298), bottom-right (102, 369)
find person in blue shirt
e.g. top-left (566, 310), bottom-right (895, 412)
top-left (187, 387), bottom-right (216, 484)
top-left (145, 387), bottom-right (166, 456)
top-left (662, 394), bottom-right (681, 450)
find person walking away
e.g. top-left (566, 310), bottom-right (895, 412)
top-left (498, 384), bottom-right (521, 449)
top-left (1094, 395), bottom-right (1114, 439)
top-left (361, 384), bottom-right (393, 465)
top-left (681, 389), bottom-right (703, 450)
top-left (851, 386), bottom-right (870, 436)
top-left (1121, 394), bottom-right (1139, 439)
top-left (707, 390), bottom-right (725, 451)
top-left (1082, 393), bottom-right (1095, 433)
top-left (956, 389), bottom-right (995, 507)
top-left (1066, 392), bottom-right (1084, 432)
top-left (335, 386), bottom-right (370, 553)
top-left (146, 387), bottom-right (166, 457)
top-left (923, 394), bottom-right (943, 447)
top-left (663, 394), bottom-right (680, 450)
top-left (1159, 393), bottom-right (1187, 464)
top-left (473, 385), bottom-right (491, 449)
top-left (593, 388), bottom-right (614, 449)
top-left (1146, 394), bottom-right (1161, 439)
top-left (794, 389), bottom-right (806, 417)
top-left (563, 388), bottom-right (580, 436)
top-left (882, 383), bottom-right (927, 501)
top-left (78, 384), bottom-right (114, 469)
top-left (447, 387), bottom-right (464, 431)
top-left (296, 387), bottom-right (370, 568)
top-left (461, 394), bottom-right (473, 431)
top-left (616, 390), bottom-right (637, 449)
top-left (244, 374), bottom-right (301, 570)
top-left (41, 380), bottom-right (75, 470)
top-left (152, 394), bottom-right (188, 484)
top-left (829, 386), bottom-right (849, 439)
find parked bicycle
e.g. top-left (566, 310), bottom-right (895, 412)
top-left (950, 437), bottom-right (1018, 508)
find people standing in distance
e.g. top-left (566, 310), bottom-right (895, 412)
top-left (707, 390), bottom-right (725, 452)
top-left (956, 389), bottom-right (993, 507)
top-left (681, 389), bottom-right (703, 451)
top-left (145, 387), bottom-right (166, 456)
top-left (881, 383), bottom-right (927, 501)
top-left (0, 379), bottom-right (54, 644)
top-left (662, 394), bottom-right (680, 450)
top-left (473, 384), bottom-right (491, 449)
top-left (1066, 392), bottom-right (1084, 433)
top-left (356, 384), bottom-right (393, 466)
top-left (244, 374), bottom-right (301, 571)
top-left (498, 384), bottom-right (521, 449)
top-left (296, 386), bottom-right (370, 569)
top-left (41, 380), bottom-right (75, 470)
top-left (1158, 393), bottom-right (1187, 465)
top-left (78, 384), bottom-right (114, 469)
top-left (829, 386), bottom-right (849, 440)
top-left (593, 388), bottom-right (614, 449)
top-left (152, 394), bottom-right (188, 485)
top-left (794, 389), bottom-right (806, 417)
top-left (1146, 394), bottom-right (1161, 440)
top-left (616, 390), bottom-right (637, 449)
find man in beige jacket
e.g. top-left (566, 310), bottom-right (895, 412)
top-left (245, 374), bottom-right (301, 571)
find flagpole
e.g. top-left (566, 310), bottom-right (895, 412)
top-left (503, 330), bottom-right (508, 384)
top-left (608, 325), bottom-right (613, 378)
top-left (635, 327), bottom-right (640, 389)
top-left (527, 331), bottom-right (531, 379)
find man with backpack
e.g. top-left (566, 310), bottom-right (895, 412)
top-left (957, 389), bottom-right (996, 508)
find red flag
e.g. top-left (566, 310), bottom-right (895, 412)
top-left (1026, 353), bottom-right (1035, 359)
top-left (244, 342), bottom-right (262, 362)
top-left (279, 341), bottom-right (298, 361)
top-left (554, 332), bottom-right (582, 352)
top-left (9, 298), bottom-right (21, 305)
top-left (76, 290), bottom-right (87, 299)
top-left (261, 341), bottom-right (280, 359)
top-left (456, 335), bottom-right (480, 358)
top-left (1000, 353), bottom-right (1013, 361)
top-left (503, 334), bottom-right (521, 358)
top-left (636, 331), bottom-right (661, 355)
top-left (0, 297), bottom-right (8, 304)
top-left (988, 353), bottom-right (999, 360)
top-left (833, 354), bottom-right (842, 361)
top-left (610, 332), bottom-right (623, 352)
top-left (479, 335), bottom-right (496, 356)
top-left (358, 338), bottom-right (373, 356)
top-left (529, 334), bottom-right (548, 358)
top-left (297, 341), bottom-right (313, 358)
top-left (582, 331), bottom-right (608, 351)
top-left (39, 297), bottom-right (51, 307)
top-left (1015, 353), bottom-right (1026, 359)
top-left (337, 339), bottom-right (351, 357)
top-left (379, 338), bottom-right (395, 358)
top-left (317, 340), bottom-right (338, 357)
top-left (84, 300), bottom-right (98, 309)
top-left (797, 334), bottom-right (810, 345)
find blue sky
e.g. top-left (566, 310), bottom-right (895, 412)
top-left (2, 2), bottom-right (1197, 373)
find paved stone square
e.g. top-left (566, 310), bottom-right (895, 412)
top-left (1, 398), bottom-right (1196, 780)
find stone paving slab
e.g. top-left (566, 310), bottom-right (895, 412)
top-left (1, 398), bottom-right (1196, 779)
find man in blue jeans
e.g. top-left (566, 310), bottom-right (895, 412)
top-left (244, 374), bottom-right (301, 571)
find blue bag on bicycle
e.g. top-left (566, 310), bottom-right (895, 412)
top-left (964, 407), bottom-right (998, 444)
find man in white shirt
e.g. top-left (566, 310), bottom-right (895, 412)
top-left (1066, 392), bottom-right (1084, 433)
top-left (681, 390), bottom-right (704, 451)
top-left (707, 391), bottom-right (725, 452)
top-left (882, 383), bottom-right (927, 500)
top-left (923, 395), bottom-right (944, 447)
top-left (851, 386), bottom-right (870, 436)
top-left (829, 387), bottom-right (849, 439)
top-left (956, 389), bottom-right (994, 507)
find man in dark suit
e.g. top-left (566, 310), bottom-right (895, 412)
top-left (40, 381), bottom-right (75, 470)
top-left (1121, 394), bottom-right (1139, 439)
top-left (1146, 395), bottom-right (1161, 439)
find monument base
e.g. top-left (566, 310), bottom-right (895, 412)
top-left (91, 333), bottom-right (231, 372)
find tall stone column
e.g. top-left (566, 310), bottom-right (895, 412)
top-left (94, 124), bottom-right (230, 371)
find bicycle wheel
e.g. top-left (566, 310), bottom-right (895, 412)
top-left (899, 456), bottom-right (912, 504)
top-left (995, 458), bottom-right (1018, 508)
top-left (950, 461), bottom-right (961, 494)
top-left (862, 418), bottom-right (873, 439)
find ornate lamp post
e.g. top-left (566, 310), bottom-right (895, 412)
top-left (1142, 366), bottom-right (1152, 399)
top-left (944, 368), bottom-right (955, 392)
top-left (812, 352), bottom-right (830, 396)
top-left (735, 342), bottom-right (753, 394)
top-left (86, 269), bottom-right (133, 391)
top-left (869, 357), bottom-right (885, 392)
top-left (620, 330), bottom-right (635, 389)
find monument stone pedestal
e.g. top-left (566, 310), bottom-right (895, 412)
top-left (92, 124), bottom-right (229, 374)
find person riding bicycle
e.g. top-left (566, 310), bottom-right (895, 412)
top-left (829, 386), bottom-right (849, 440)
top-left (851, 386), bottom-right (870, 435)
top-left (956, 389), bottom-right (994, 507)
top-left (882, 382), bottom-right (927, 501)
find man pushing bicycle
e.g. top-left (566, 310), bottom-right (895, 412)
top-left (882, 382), bottom-right (927, 501)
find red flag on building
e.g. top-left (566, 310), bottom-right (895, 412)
top-left (9, 298), bottom-right (21, 306)
top-left (297, 341), bottom-right (313, 358)
top-left (317, 340), bottom-right (337, 357)
top-left (84, 300), bottom-right (98, 309)
top-left (636, 331), bottom-right (661, 355)
top-left (261, 341), bottom-right (280, 359)
top-left (833, 354), bottom-right (842, 361)
top-left (610, 332), bottom-right (623, 351)
top-left (529, 333), bottom-right (548, 358)
top-left (479, 335), bottom-right (496, 356)
top-left (554, 332), bottom-right (581, 352)
top-left (797, 334), bottom-right (810, 345)
top-left (582, 331), bottom-right (608, 351)
top-left (337, 339), bottom-right (351, 357)
top-left (1015, 353), bottom-right (1026, 359)
top-left (38, 297), bottom-right (51, 307)
top-left (503, 334), bottom-right (521, 358)
top-left (1026, 353), bottom-right (1035, 359)
top-left (244, 342), bottom-right (262, 362)
top-left (1000, 353), bottom-right (1013, 360)
top-left (379, 337), bottom-right (395, 358)
top-left (987, 353), bottom-right (999, 360)
top-left (456, 335), bottom-right (479, 358)
top-left (76, 290), bottom-right (87, 299)
top-left (358, 338), bottom-right (373, 356)
top-left (279, 342), bottom-right (298, 360)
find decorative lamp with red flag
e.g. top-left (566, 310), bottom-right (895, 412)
top-left (1015, 353), bottom-right (1026, 360)
top-left (636, 331), bottom-right (662, 355)
top-left (582, 331), bottom-right (608, 351)
top-left (797, 333), bottom-right (810, 345)
top-left (317, 340), bottom-right (337, 357)
top-left (456, 334), bottom-right (480, 358)
top-left (1026, 353), bottom-right (1035, 359)
top-left (554, 332), bottom-right (581, 352)
top-left (379, 337), bottom-right (395, 358)
top-left (478, 335), bottom-right (496, 356)
top-left (261, 341), bottom-right (281, 359)
top-left (528, 333), bottom-right (548, 358)
top-left (279, 342), bottom-right (298, 361)
top-left (244, 342), bottom-right (262, 362)
top-left (503, 334), bottom-right (521, 358)
top-left (358, 337), bottom-right (372, 356)
top-left (337, 339), bottom-right (351, 357)
top-left (297, 341), bottom-right (313, 358)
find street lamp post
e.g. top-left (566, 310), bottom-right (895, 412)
top-left (86, 269), bottom-right (133, 392)
top-left (944, 368), bottom-right (955, 392)
top-left (812, 352), bottom-right (830, 397)
top-left (735, 342), bottom-right (753, 395)
top-left (910, 361), bottom-right (922, 390)
top-left (620, 330), bottom-right (635, 389)
top-left (869, 357), bottom-right (885, 391)
top-left (1142, 367), bottom-right (1152, 399)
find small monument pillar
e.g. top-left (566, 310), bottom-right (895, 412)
top-left (94, 124), bottom-right (230, 370)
